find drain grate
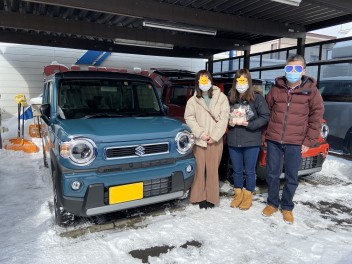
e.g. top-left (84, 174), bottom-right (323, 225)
top-left (300, 175), bottom-right (347, 186)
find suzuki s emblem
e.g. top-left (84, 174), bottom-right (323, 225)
top-left (135, 145), bottom-right (145, 156)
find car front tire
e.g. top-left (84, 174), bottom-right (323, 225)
top-left (52, 165), bottom-right (75, 227)
top-left (54, 192), bottom-right (75, 227)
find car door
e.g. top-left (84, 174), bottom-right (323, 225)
top-left (165, 82), bottom-right (193, 122)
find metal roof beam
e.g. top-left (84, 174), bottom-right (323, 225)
top-left (0, 30), bottom-right (216, 58)
top-left (0, 11), bottom-right (249, 51)
top-left (306, 0), bottom-right (352, 13)
top-left (306, 13), bottom-right (352, 31)
top-left (21, 0), bottom-right (306, 38)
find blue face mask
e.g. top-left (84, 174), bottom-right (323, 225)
top-left (285, 72), bottom-right (302, 83)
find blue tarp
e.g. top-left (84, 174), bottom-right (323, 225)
top-left (20, 107), bottom-right (33, 120)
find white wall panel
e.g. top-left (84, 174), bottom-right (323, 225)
top-left (0, 42), bottom-right (206, 119)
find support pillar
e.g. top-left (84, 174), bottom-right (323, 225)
top-left (297, 36), bottom-right (306, 57)
top-left (243, 49), bottom-right (250, 69)
top-left (208, 56), bottom-right (214, 73)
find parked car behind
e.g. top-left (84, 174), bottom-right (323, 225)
top-left (161, 77), bottom-right (330, 182)
top-left (318, 77), bottom-right (352, 155)
top-left (149, 68), bottom-right (196, 97)
top-left (40, 70), bottom-right (195, 226)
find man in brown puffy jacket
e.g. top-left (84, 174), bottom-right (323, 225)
top-left (262, 55), bottom-right (324, 224)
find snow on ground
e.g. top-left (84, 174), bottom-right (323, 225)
top-left (0, 144), bottom-right (351, 264)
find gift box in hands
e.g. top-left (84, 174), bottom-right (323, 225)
top-left (230, 108), bottom-right (247, 125)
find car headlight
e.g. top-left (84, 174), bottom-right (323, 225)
top-left (60, 138), bottom-right (97, 166)
top-left (321, 123), bottom-right (329, 140)
top-left (175, 130), bottom-right (194, 154)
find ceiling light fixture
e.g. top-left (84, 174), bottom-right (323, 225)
top-left (143, 20), bottom-right (217, 36)
top-left (270, 0), bottom-right (302, 6)
top-left (113, 38), bottom-right (174, 50)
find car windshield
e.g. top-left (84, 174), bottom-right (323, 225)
top-left (57, 79), bottom-right (162, 119)
top-left (319, 80), bottom-right (352, 102)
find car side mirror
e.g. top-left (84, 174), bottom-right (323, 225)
top-left (40, 104), bottom-right (51, 124)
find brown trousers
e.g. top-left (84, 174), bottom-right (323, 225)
top-left (189, 138), bottom-right (223, 205)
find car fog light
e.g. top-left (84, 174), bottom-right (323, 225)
top-left (186, 164), bottom-right (193, 173)
top-left (71, 181), bottom-right (81, 190)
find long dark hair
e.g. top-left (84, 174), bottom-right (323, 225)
top-left (228, 68), bottom-right (254, 104)
top-left (195, 70), bottom-right (214, 98)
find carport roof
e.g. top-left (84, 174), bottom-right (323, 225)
top-left (0, 0), bottom-right (351, 58)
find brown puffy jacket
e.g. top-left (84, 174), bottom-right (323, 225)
top-left (265, 75), bottom-right (324, 147)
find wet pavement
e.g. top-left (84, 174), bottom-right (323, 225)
top-left (129, 240), bottom-right (202, 263)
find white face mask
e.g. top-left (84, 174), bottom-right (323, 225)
top-left (236, 84), bottom-right (249, 94)
top-left (199, 83), bottom-right (212, 92)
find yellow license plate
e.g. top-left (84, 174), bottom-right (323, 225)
top-left (109, 182), bottom-right (143, 204)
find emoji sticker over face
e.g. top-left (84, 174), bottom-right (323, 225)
top-left (236, 76), bottom-right (248, 85)
top-left (236, 75), bottom-right (249, 94)
top-left (199, 75), bottom-right (210, 85)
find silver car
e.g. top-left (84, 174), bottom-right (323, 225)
top-left (319, 77), bottom-right (352, 155)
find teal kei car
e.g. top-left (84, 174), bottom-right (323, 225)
top-left (40, 71), bottom-right (195, 226)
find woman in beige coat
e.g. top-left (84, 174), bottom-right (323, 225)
top-left (184, 70), bottom-right (230, 209)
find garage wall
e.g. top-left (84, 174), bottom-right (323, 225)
top-left (0, 42), bottom-right (206, 119)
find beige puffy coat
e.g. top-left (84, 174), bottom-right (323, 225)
top-left (184, 86), bottom-right (230, 147)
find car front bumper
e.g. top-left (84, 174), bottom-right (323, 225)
top-left (59, 171), bottom-right (193, 217)
top-left (256, 142), bottom-right (329, 180)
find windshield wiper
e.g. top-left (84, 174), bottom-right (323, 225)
top-left (82, 113), bottom-right (127, 119)
top-left (132, 112), bottom-right (164, 117)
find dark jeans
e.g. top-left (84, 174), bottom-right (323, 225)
top-left (266, 140), bottom-right (302, 210)
top-left (228, 146), bottom-right (260, 192)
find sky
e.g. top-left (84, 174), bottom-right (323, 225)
top-left (310, 22), bottom-right (352, 38)
top-left (0, 136), bottom-right (351, 264)
top-left (214, 22), bottom-right (352, 59)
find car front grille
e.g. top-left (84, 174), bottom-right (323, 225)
top-left (143, 176), bottom-right (172, 198)
top-left (103, 176), bottom-right (173, 205)
top-left (300, 156), bottom-right (319, 170)
top-left (105, 142), bottom-right (169, 159)
top-left (98, 158), bottom-right (176, 173)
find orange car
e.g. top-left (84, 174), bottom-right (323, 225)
top-left (161, 76), bottom-right (329, 181)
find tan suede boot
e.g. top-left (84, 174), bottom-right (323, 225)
top-left (262, 205), bottom-right (278, 217)
top-left (230, 188), bottom-right (243, 208)
top-left (239, 189), bottom-right (253, 210)
top-left (281, 210), bottom-right (294, 224)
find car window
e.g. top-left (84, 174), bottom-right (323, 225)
top-left (319, 80), bottom-right (352, 102)
top-left (169, 85), bottom-right (192, 107)
top-left (263, 81), bottom-right (274, 95)
top-left (42, 82), bottom-right (51, 104)
top-left (223, 84), bottom-right (232, 95)
top-left (161, 84), bottom-right (168, 103)
top-left (58, 79), bottom-right (161, 119)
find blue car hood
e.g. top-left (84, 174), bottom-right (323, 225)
top-left (56, 116), bottom-right (187, 143)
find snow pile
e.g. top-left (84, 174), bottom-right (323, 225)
top-left (0, 148), bottom-right (351, 264)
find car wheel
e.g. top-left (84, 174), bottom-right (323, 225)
top-left (255, 164), bottom-right (267, 181)
top-left (226, 167), bottom-right (234, 185)
top-left (43, 152), bottom-right (49, 168)
top-left (54, 192), bottom-right (75, 227)
top-left (42, 144), bottom-right (49, 168)
top-left (226, 156), bottom-right (234, 185)
top-left (52, 167), bottom-right (75, 227)
top-left (343, 128), bottom-right (352, 154)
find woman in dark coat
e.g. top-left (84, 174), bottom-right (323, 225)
top-left (227, 69), bottom-right (270, 210)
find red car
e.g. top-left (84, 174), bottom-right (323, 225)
top-left (161, 76), bottom-right (330, 182)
